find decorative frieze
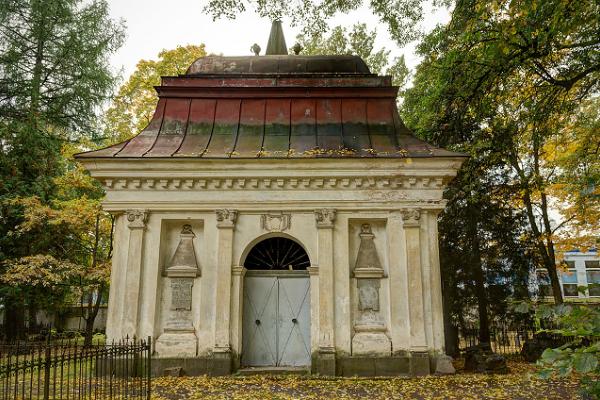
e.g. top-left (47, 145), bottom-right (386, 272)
top-left (102, 176), bottom-right (446, 191)
top-left (315, 208), bottom-right (336, 228)
top-left (261, 212), bottom-right (291, 232)
top-left (126, 209), bottom-right (147, 229)
top-left (216, 209), bottom-right (238, 228)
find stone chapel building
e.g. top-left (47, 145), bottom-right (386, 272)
top-left (76, 23), bottom-right (466, 376)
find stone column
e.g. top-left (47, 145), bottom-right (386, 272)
top-left (211, 209), bottom-right (237, 375)
top-left (428, 211), bottom-right (445, 351)
top-left (106, 213), bottom-right (126, 341)
top-left (314, 208), bottom-right (336, 375)
top-left (230, 265), bottom-right (246, 370)
top-left (402, 208), bottom-right (430, 375)
top-left (387, 212), bottom-right (410, 354)
top-left (307, 265), bottom-right (320, 362)
top-left (121, 209), bottom-right (147, 339)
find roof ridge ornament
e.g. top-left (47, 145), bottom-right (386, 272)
top-left (265, 20), bottom-right (288, 55)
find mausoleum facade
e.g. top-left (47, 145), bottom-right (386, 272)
top-left (76, 27), bottom-right (465, 376)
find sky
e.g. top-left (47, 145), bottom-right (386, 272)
top-left (106, 0), bottom-right (451, 80)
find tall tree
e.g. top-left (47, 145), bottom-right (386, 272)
top-left (0, 0), bottom-right (124, 338)
top-left (0, 163), bottom-right (114, 345)
top-left (402, 0), bottom-right (600, 305)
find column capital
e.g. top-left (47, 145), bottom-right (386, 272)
top-left (231, 266), bottom-right (246, 277)
top-left (126, 209), bottom-right (147, 229)
top-left (401, 209), bottom-right (421, 227)
top-left (216, 209), bottom-right (238, 228)
top-left (314, 208), bottom-right (336, 228)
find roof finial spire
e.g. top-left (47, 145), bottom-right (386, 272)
top-left (265, 20), bottom-right (288, 55)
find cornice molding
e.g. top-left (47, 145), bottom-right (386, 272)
top-left (102, 200), bottom-right (448, 213)
top-left (101, 176), bottom-right (447, 192)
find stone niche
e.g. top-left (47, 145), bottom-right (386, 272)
top-left (155, 220), bottom-right (203, 357)
top-left (349, 221), bottom-right (391, 356)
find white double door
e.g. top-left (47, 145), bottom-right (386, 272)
top-left (242, 271), bottom-right (311, 367)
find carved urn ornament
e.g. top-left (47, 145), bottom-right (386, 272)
top-left (354, 224), bottom-right (385, 279)
top-left (165, 224), bottom-right (200, 278)
top-left (163, 224), bottom-right (199, 333)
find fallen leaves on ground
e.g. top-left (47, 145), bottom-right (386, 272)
top-left (151, 360), bottom-right (582, 400)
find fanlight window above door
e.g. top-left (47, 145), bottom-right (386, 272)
top-left (244, 237), bottom-right (310, 270)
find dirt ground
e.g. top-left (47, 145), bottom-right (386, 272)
top-left (151, 360), bottom-right (583, 400)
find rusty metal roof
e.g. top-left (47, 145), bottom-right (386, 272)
top-left (77, 56), bottom-right (465, 159)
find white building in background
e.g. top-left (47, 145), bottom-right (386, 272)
top-left (535, 250), bottom-right (600, 303)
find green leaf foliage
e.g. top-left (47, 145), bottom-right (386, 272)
top-left (203, 0), bottom-right (427, 46)
top-left (573, 353), bottom-right (598, 374)
top-left (535, 304), bottom-right (600, 398)
top-left (0, 0), bottom-right (124, 339)
top-left (294, 23), bottom-right (409, 92)
top-left (102, 44), bottom-right (207, 144)
top-left (401, 0), bottom-right (599, 312)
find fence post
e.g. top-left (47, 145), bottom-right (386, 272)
top-left (147, 336), bottom-right (152, 400)
top-left (43, 333), bottom-right (51, 400)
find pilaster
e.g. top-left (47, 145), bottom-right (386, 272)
top-left (387, 212), bottom-right (410, 354)
top-left (315, 208), bottom-right (336, 375)
top-left (106, 212), bottom-right (126, 341)
top-left (230, 265), bottom-right (246, 369)
top-left (212, 209), bottom-right (237, 373)
top-left (401, 209), bottom-right (428, 354)
top-left (121, 209), bottom-right (147, 338)
top-left (428, 210), bottom-right (445, 351)
top-left (307, 265), bottom-right (320, 360)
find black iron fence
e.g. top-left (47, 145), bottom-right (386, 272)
top-left (457, 324), bottom-right (538, 355)
top-left (456, 323), bottom-right (594, 356)
top-left (0, 336), bottom-right (151, 400)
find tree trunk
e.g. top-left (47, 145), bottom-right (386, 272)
top-left (468, 206), bottom-right (491, 344)
top-left (521, 191), bottom-right (564, 304)
top-left (442, 277), bottom-right (459, 356)
top-left (83, 316), bottom-right (95, 347)
top-left (83, 285), bottom-right (105, 347)
top-left (5, 301), bottom-right (26, 340)
top-left (510, 142), bottom-right (564, 305)
top-left (28, 303), bottom-right (38, 333)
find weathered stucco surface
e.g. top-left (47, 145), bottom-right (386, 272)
top-left (79, 157), bottom-right (463, 375)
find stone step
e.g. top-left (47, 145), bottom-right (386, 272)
top-left (236, 366), bottom-right (310, 376)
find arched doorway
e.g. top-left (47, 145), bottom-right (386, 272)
top-left (241, 237), bottom-right (311, 367)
